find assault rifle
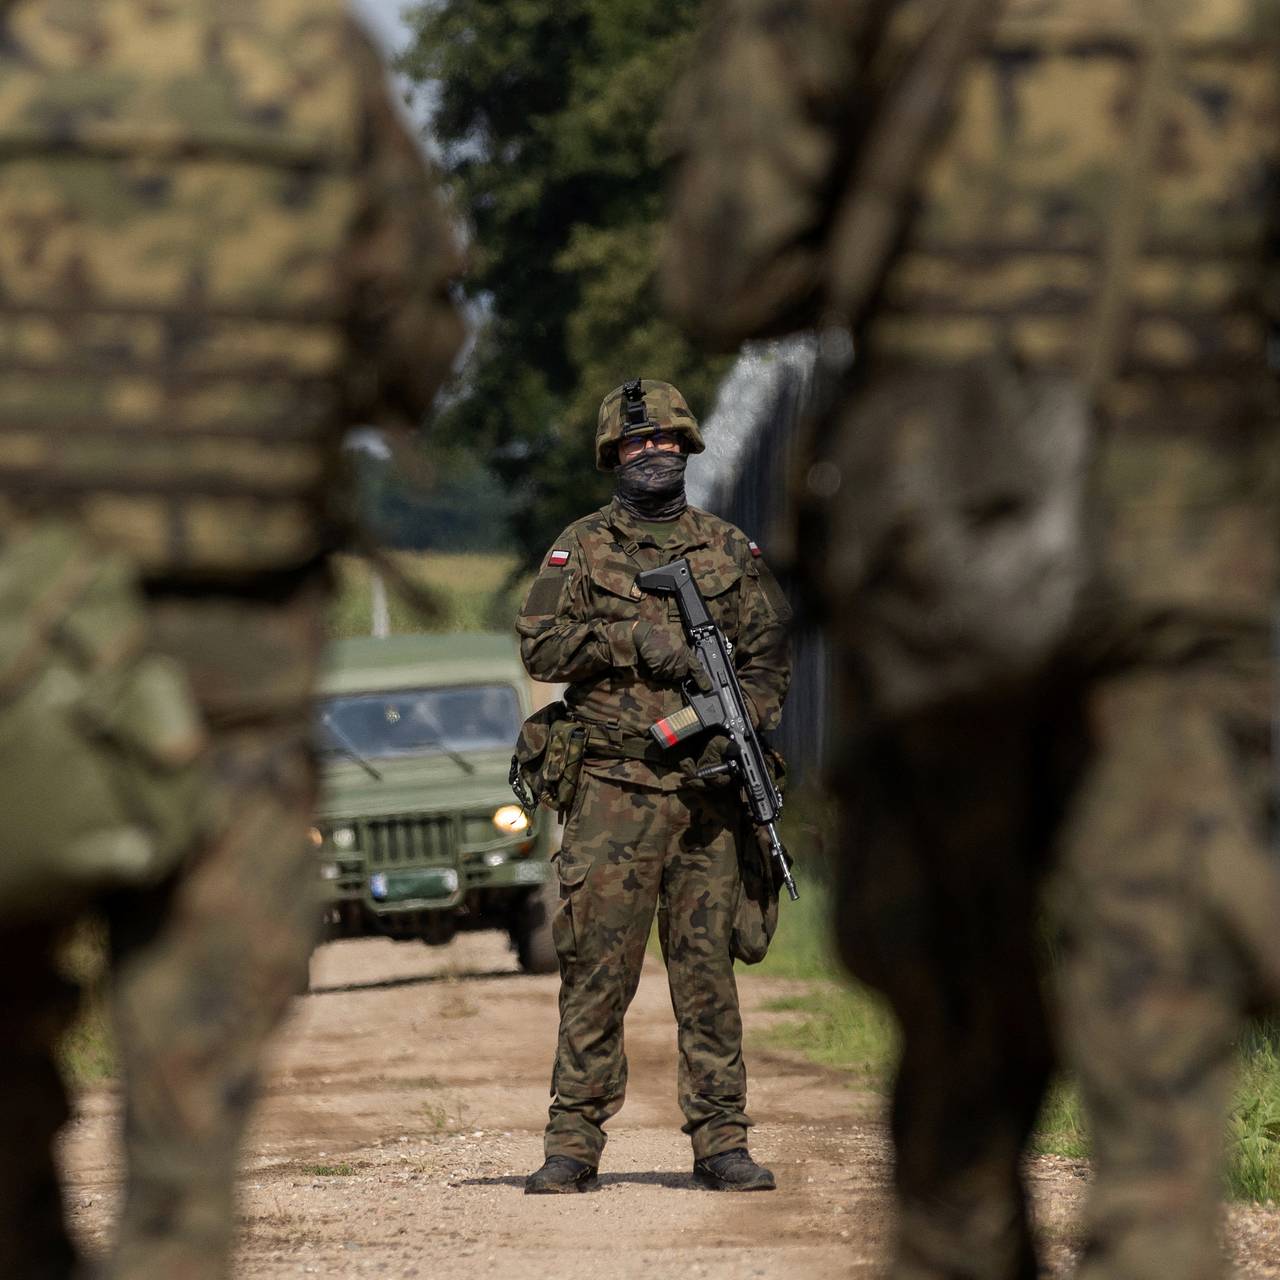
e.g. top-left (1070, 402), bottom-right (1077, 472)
top-left (637, 559), bottom-right (798, 901)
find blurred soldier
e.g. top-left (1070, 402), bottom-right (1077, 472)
top-left (664, 1), bottom-right (1280, 1276)
top-left (517, 380), bottom-right (791, 1193)
top-left (0, 2), bottom-right (464, 1277)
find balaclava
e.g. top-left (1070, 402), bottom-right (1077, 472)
top-left (615, 450), bottom-right (687, 521)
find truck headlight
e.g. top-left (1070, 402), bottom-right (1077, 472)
top-left (308, 826), bottom-right (324, 848)
top-left (319, 862), bottom-right (341, 881)
top-left (492, 804), bottom-right (529, 835)
top-left (332, 826), bottom-right (356, 851)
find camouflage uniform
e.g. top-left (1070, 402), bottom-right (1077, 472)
top-left (0, 2), bottom-right (464, 1277)
top-left (518, 498), bottom-right (792, 1163)
top-left (664, 1), bottom-right (1280, 1275)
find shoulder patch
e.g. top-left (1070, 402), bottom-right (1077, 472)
top-left (747, 540), bottom-right (762, 558)
top-left (755, 558), bottom-right (792, 622)
top-left (521, 569), bottom-right (564, 618)
top-left (547, 549), bottom-right (571, 568)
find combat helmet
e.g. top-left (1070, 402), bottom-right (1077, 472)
top-left (595, 379), bottom-right (704, 471)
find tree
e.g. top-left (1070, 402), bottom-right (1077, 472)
top-left (399, 0), bottom-right (729, 563)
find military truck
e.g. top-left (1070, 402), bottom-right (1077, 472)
top-left (311, 633), bottom-right (558, 973)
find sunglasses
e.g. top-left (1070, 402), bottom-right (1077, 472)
top-left (618, 431), bottom-right (681, 459)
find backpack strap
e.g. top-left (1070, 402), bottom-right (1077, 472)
top-left (826, 0), bottom-right (1005, 326)
top-left (1080, 0), bottom-right (1180, 394)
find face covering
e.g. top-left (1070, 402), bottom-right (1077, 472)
top-left (615, 451), bottom-right (687, 521)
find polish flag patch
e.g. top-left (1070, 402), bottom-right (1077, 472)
top-left (748, 541), bottom-right (763, 558)
top-left (547, 549), bottom-right (571, 568)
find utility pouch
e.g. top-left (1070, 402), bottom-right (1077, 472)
top-left (731, 826), bottom-right (780, 965)
top-left (510, 701), bottom-right (586, 818)
top-left (732, 737), bottom-right (789, 963)
top-left (800, 358), bottom-right (1096, 717)
top-left (0, 519), bottom-right (211, 923)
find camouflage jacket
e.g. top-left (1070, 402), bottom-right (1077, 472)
top-left (0, 0), bottom-right (465, 578)
top-left (517, 500), bottom-right (793, 791)
top-left (662, 0), bottom-right (1280, 629)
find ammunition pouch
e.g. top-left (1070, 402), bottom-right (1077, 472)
top-left (510, 701), bottom-right (587, 818)
top-left (0, 519), bottom-right (211, 923)
top-left (730, 826), bottom-right (781, 965)
top-left (729, 744), bottom-right (789, 965)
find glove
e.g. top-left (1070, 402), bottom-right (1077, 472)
top-left (633, 620), bottom-right (697, 683)
top-left (693, 737), bottom-right (736, 786)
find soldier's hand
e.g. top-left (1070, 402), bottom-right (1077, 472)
top-left (693, 737), bottom-right (735, 785)
top-left (633, 621), bottom-right (698, 683)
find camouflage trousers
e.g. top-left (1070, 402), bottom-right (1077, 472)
top-left (0, 571), bottom-right (328, 1280)
top-left (545, 772), bottom-right (750, 1164)
top-left (835, 661), bottom-right (1278, 1280)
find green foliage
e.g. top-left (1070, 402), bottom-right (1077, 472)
top-left (1032, 1078), bottom-right (1090, 1159)
top-left (764, 980), bottom-right (898, 1084)
top-left (58, 922), bottom-right (114, 1085)
top-left (356, 446), bottom-right (516, 553)
top-left (399, 0), bottom-right (730, 564)
top-left (1227, 1040), bottom-right (1280, 1203)
top-left (755, 797), bottom-right (899, 1082)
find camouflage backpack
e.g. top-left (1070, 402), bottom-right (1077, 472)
top-left (0, 0), bottom-right (419, 577)
top-left (0, 519), bottom-right (210, 922)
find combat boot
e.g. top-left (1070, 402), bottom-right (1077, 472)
top-left (524, 1155), bottom-right (598, 1195)
top-left (692, 1148), bottom-right (776, 1191)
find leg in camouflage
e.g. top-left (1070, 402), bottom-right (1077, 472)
top-left (1059, 670), bottom-right (1280, 1280)
top-left (835, 694), bottom-right (1078, 1280)
top-left (0, 923), bottom-right (81, 1280)
top-left (106, 577), bottom-right (326, 1280)
top-left (658, 787), bottom-right (749, 1160)
top-left (545, 775), bottom-right (748, 1164)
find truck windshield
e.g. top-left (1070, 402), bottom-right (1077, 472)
top-left (317, 684), bottom-right (522, 760)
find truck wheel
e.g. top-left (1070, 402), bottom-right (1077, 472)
top-left (514, 881), bottom-right (559, 975)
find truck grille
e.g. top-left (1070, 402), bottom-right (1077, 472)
top-left (350, 816), bottom-right (454, 868)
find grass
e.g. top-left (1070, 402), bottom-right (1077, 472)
top-left (57, 922), bottom-right (115, 1086)
top-left (752, 787), bottom-right (899, 1085)
top-left (1227, 1030), bottom-right (1280, 1202)
top-left (1031, 1078), bottom-right (1090, 1160)
top-left (302, 1162), bottom-right (356, 1177)
top-left (329, 551), bottom-right (525, 639)
top-left (421, 1097), bottom-right (472, 1133)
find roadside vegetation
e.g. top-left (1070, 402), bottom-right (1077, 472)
top-left (58, 922), bottom-right (114, 1086)
top-left (329, 551), bottom-right (525, 640)
top-left (763, 785), bottom-right (1280, 1203)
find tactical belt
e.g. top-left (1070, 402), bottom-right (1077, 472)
top-left (577, 721), bottom-right (671, 766)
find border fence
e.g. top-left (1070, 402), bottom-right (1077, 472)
top-left (689, 341), bottom-right (832, 784)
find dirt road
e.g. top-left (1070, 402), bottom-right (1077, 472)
top-left (61, 935), bottom-right (1280, 1277)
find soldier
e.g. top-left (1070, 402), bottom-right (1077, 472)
top-left (663, 1), bottom-right (1280, 1276)
top-left (517, 379), bottom-right (792, 1194)
top-left (0, 2), bottom-right (464, 1277)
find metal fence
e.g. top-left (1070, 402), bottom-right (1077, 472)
top-left (688, 341), bottom-right (831, 782)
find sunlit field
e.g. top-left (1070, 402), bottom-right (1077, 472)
top-left (328, 551), bottom-right (527, 639)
